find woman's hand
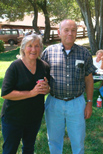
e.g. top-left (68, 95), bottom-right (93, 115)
top-left (31, 77), bottom-right (50, 96)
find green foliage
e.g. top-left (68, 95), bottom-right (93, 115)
top-left (0, 0), bottom-right (33, 21)
top-left (0, 40), bottom-right (5, 53)
top-left (49, 0), bottom-right (82, 23)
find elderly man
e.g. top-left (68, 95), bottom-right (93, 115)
top-left (41, 19), bottom-right (95, 154)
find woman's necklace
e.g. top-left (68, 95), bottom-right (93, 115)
top-left (22, 58), bottom-right (36, 74)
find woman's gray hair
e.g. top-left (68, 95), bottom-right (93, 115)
top-left (19, 34), bottom-right (43, 57)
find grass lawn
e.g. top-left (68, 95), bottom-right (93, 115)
top-left (0, 46), bottom-right (103, 154)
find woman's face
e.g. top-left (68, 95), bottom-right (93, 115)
top-left (24, 39), bottom-right (40, 61)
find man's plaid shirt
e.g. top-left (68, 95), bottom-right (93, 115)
top-left (41, 43), bottom-right (96, 99)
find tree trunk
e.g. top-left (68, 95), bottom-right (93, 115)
top-left (95, 0), bottom-right (100, 49)
top-left (43, 11), bottom-right (50, 43)
top-left (28, 0), bottom-right (40, 34)
top-left (76, 0), bottom-right (99, 54)
top-left (32, 9), bottom-right (40, 34)
top-left (37, 0), bottom-right (50, 43)
top-left (32, 0), bottom-right (40, 34)
top-left (99, 0), bottom-right (103, 49)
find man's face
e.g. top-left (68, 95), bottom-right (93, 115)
top-left (58, 20), bottom-right (77, 48)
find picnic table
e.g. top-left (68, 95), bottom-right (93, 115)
top-left (93, 70), bottom-right (103, 90)
top-left (93, 74), bottom-right (103, 80)
top-left (93, 69), bottom-right (103, 80)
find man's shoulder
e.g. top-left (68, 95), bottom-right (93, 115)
top-left (73, 43), bottom-right (91, 56)
top-left (46, 43), bottom-right (61, 50)
top-left (74, 43), bottom-right (88, 50)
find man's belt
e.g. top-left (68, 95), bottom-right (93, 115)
top-left (50, 93), bottom-right (82, 101)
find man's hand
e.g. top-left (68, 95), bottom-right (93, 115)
top-left (84, 102), bottom-right (92, 119)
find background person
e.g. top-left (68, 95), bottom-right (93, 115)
top-left (93, 49), bottom-right (103, 70)
top-left (1, 34), bottom-right (50, 154)
top-left (93, 49), bottom-right (103, 84)
top-left (41, 19), bottom-right (96, 154)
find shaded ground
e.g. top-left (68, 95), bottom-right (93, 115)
top-left (4, 38), bottom-right (90, 52)
top-left (4, 44), bottom-right (20, 52)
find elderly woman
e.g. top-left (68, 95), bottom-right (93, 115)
top-left (1, 34), bottom-right (50, 154)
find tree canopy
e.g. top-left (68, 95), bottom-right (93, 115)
top-left (49, 0), bottom-right (82, 23)
top-left (0, 0), bottom-right (32, 21)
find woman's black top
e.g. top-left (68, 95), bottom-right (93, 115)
top-left (1, 58), bottom-right (50, 126)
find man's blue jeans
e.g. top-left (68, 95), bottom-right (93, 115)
top-left (1, 116), bottom-right (41, 154)
top-left (45, 94), bottom-right (86, 154)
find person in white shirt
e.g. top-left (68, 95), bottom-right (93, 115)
top-left (93, 49), bottom-right (103, 70)
top-left (93, 49), bottom-right (103, 85)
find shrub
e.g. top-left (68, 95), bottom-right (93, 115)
top-left (0, 40), bottom-right (5, 53)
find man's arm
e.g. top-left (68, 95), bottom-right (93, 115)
top-left (84, 73), bottom-right (94, 119)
